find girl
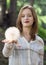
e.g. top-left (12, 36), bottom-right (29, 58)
top-left (2, 5), bottom-right (44, 65)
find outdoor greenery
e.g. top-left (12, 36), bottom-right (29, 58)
top-left (33, 4), bottom-right (46, 40)
top-left (6, 0), bottom-right (46, 40)
top-left (0, 0), bottom-right (46, 65)
top-left (4, 0), bottom-right (46, 49)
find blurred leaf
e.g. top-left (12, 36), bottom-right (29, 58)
top-left (40, 16), bottom-right (46, 23)
top-left (33, 4), bottom-right (42, 15)
top-left (7, 0), bottom-right (10, 9)
top-left (44, 46), bottom-right (46, 51)
top-left (38, 26), bottom-right (46, 40)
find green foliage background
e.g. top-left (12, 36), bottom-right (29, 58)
top-left (7, 0), bottom-right (46, 40)
top-left (0, 0), bottom-right (46, 65)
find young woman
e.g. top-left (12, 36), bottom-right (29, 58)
top-left (2, 5), bottom-right (44, 65)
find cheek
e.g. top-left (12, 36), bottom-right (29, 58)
top-left (21, 18), bottom-right (24, 24)
top-left (30, 18), bottom-right (34, 25)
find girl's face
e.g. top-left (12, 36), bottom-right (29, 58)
top-left (21, 8), bottom-right (34, 27)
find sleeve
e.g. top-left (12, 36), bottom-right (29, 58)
top-left (38, 39), bottom-right (44, 65)
top-left (2, 43), bottom-right (14, 57)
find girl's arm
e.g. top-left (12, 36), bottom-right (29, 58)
top-left (2, 43), bottom-right (14, 57)
top-left (39, 48), bottom-right (44, 65)
top-left (38, 40), bottom-right (44, 65)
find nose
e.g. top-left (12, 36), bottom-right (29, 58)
top-left (25, 15), bottom-right (28, 20)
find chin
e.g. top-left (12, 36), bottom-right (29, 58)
top-left (23, 24), bottom-right (31, 27)
top-left (5, 27), bottom-right (20, 41)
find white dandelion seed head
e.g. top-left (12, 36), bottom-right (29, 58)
top-left (5, 27), bottom-right (20, 41)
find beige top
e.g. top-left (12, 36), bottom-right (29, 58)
top-left (2, 35), bottom-right (44, 65)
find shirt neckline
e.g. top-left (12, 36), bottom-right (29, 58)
top-left (22, 36), bottom-right (36, 44)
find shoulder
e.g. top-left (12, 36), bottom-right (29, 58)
top-left (36, 34), bottom-right (44, 45)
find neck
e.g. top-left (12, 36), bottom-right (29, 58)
top-left (23, 26), bottom-right (31, 35)
top-left (22, 26), bottom-right (32, 42)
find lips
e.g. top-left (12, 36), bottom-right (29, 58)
top-left (24, 21), bottom-right (29, 23)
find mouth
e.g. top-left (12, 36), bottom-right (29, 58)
top-left (24, 21), bottom-right (29, 23)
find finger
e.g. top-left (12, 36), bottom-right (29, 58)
top-left (2, 39), bottom-right (9, 43)
top-left (2, 39), bottom-right (6, 42)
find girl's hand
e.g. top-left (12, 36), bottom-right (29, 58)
top-left (2, 39), bottom-right (21, 47)
top-left (2, 39), bottom-right (17, 44)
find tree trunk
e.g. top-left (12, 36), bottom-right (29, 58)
top-left (0, 0), bottom-right (6, 26)
top-left (9, 0), bottom-right (17, 26)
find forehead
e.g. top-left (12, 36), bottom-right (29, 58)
top-left (22, 8), bottom-right (32, 14)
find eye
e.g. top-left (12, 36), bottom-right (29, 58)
top-left (28, 15), bottom-right (32, 17)
top-left (21, 15), bottom-right (25, 17)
